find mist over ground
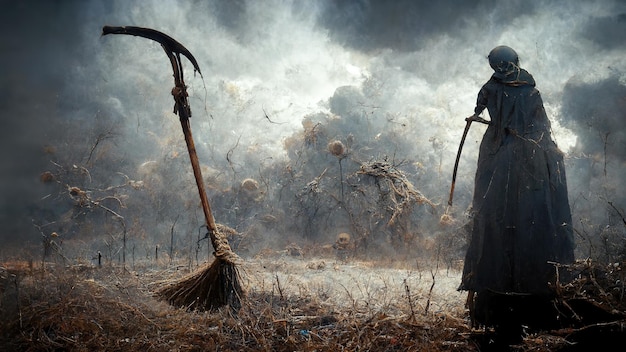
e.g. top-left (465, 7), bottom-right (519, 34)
top-left (1, 0), bottom-right (624, 263)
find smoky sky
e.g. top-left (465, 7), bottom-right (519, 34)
top-left (0, 0), bottom-right (625, 249)
top-left (562, 74), bottom-right (626, 159)
top-left (581, 12), bottom-right (626, 49)
top-left (317, 0), bottom-right (536, 53)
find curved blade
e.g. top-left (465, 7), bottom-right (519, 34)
top-left (102, 25), bottom-right (202, 76)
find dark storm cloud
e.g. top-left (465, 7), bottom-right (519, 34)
top-left (316, 0), bottom-right (536, 52)
top-left (203, 0), bottom-right (246, 35)
top-left (0, 1), bottom-right (88, 243)
top-left (561, 74), bottom-right (626, 158)
top-left (581, 13), bottom-right (626, 50)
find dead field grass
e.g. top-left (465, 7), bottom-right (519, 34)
top-left (0, 252), bottom-right (621, 351)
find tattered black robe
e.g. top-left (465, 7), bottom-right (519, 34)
top-left (459, 68), bottom-right (575, 295)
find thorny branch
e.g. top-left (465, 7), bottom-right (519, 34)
top-left (606, 201), bottom-right (626, 227)
top-left (226, 134), bottom-right (242, 177)
top-left (32, 221), bottom-right (70, 264)
top-left (262, 106), bottom-right (286, 125)
top-left (357, 160), bottom-right (434, 226)
top-left (85, 129), bottom-right (116, 165)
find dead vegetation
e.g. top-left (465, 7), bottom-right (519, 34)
top-left (356, 160), bottom-right (435, 227)
top-left (1, 254), bottom-right (624, 351)
top-left (0, 258), bottom-right (469, 351)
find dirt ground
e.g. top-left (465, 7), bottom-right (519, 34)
top-left (0, 252), bottom-right (623, 351)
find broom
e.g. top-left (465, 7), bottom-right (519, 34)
top-left (102, 26), bottom-right (243, 311)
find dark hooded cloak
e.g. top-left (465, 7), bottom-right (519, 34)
top-left (459, 67), bottom-right (575, 295)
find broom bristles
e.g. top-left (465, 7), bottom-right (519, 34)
top-left (158, 257), bottom-right (243, 312)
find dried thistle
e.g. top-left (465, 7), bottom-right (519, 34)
top-left (327, 140), bottom-right (346, 157)
top-left (40, 171), bottom-right (55, 183)
top-left (241, 178), bottom-right (259, 192)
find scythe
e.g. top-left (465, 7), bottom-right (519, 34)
top-left (102, 25), bottom-right (243, 311)
top-left (448, 114), bottom-right (490, 207)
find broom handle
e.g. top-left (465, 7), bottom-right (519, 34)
top-left (102, 26), bottom-right (235, 259)
top-left (179, 118), bottom-right (216, 231)
top-left (179, 113), bottom-right (233, 256)
top-left (166, 52), bottom-right (232, 256)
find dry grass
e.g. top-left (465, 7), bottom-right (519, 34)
top-left (1, 255), bottom-right (623, 351)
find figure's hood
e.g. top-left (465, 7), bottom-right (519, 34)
top-left (493, 68), bottom-right (536, 87)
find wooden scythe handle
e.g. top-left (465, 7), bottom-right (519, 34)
top-left (448, 114), bottom-right (490, 206)
top-left (103, 25), bottom-right (234, 256)
top-left (448, 118), bottom-right (472, 206)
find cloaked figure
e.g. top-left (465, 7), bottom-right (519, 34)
top-left (459, 46), bottom-right (575, 344)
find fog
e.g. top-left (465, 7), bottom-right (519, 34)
top-left (1, 0), bottom-right (624, 263)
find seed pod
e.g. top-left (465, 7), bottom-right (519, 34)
top-left (328, 140), bottom-right (345, 157)
top-left (241, 178), bottom-right (259, 192)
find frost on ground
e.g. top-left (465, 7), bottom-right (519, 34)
top-left (243, 255), bottom-right (466, 318)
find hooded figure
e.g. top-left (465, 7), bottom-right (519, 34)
top-left (459, 46), bottom-right (575, 342)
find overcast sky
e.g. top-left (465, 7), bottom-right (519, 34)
top-left (1, 0), bottom-right (624, 246)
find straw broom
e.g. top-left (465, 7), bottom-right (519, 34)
top-left (102, 26), bottom-right (243, 311)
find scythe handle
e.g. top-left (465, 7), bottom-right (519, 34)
top-left (448, 118), bottom-right (472, 206)
top-left (102, 26), bottom-right (232, 255)
top-left (448, 114), bottom-right (489, 206)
